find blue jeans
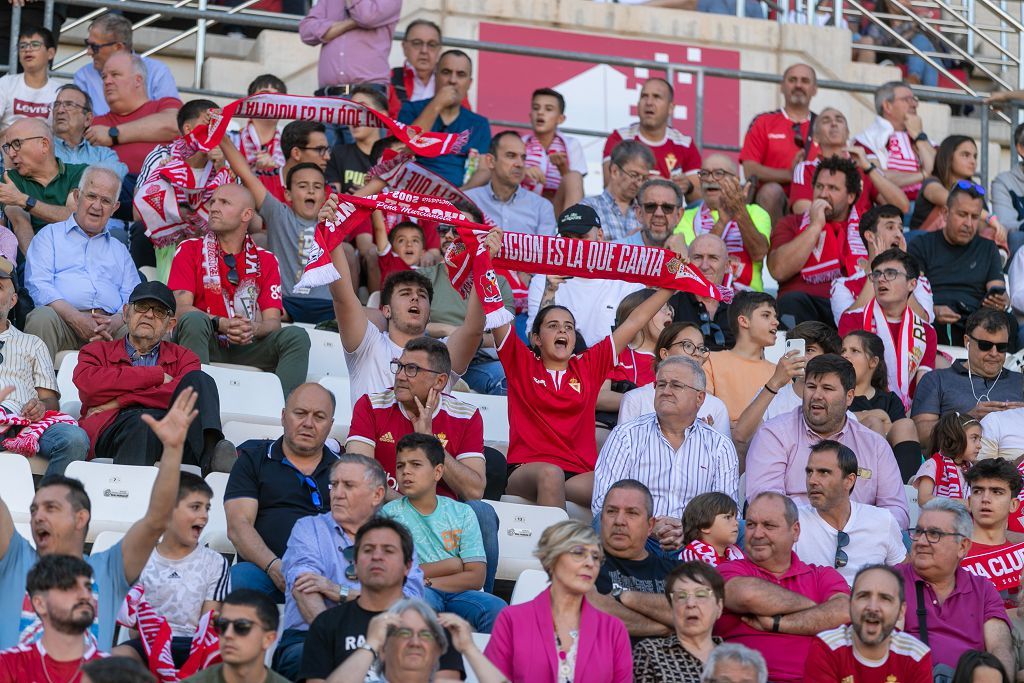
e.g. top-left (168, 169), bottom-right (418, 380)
top-left (462, 359), bottom-right (507, 396)
top-left (230, 561), bottom-right (285, 603)
top-left (283, 296), bottom-right (335, 325)
top-left (466, 499), bottom-right (499, 593)
top-left (424, 587), bottom-right (506, 633)
top-left (906, 32), bottom-right (939, 87)
top-left (36, 423), bottom-right (89, 476)
top-left (272, 628), bottom-right (305, 681)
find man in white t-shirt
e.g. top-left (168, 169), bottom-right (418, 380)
top-left (526, 203), bottom-right (643, 346)
top-left (794, 440), bottom-right (906, 585)
top-left (980, 406), bottom-right (1024, 461)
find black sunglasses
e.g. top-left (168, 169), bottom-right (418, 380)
top-left (223, 254), bottom-right (240, 286)
top-left (834, 530), bottom-right (850, 568)
top-left (792, 121), bottom-right (805, 150)
top-left (213, 617), bottom-right (260, 636)
top-left (699, 308), bottom-right (726, 348)
top-left (967, 335), bottom-right (1009, 353)
top-left (341, 545), bottom-right (357, 581)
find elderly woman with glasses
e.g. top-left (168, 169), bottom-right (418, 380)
top-left (327, 598), bottom-right (506, 683)
top-left (632, 561), bottom-right (725, 682)
top-left (485, 520), bottom-right (632, 682)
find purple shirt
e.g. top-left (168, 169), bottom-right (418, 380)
top-left (746, 407), bottom-right (909, 528)
top-left (897, 562), bottom-right (1010, 669)
top-left (298, 0), bottom-right (401, 87)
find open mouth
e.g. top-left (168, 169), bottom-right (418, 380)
top-left (554, 337), bottom-right (569, 350)
top-left (407, 305), bottom-right (421, 316)
top-left (191, 523), bottom-right (205, 536)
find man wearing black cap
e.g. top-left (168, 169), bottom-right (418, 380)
top-left (0, 256), bottom-right (89, 475)
top-left (525, 203), bottom-right (645, 347)
top-left (72, 280), bottom-right (233, 470)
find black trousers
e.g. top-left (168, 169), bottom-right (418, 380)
top-left (777, 292), bottom-right (836, 330)
top-left (95, 370), bottom-right (222, 467)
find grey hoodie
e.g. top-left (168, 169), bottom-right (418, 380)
top-left (991, 163), bottom-right (1024, 230)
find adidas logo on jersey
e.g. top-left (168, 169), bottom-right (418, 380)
top-left (381, 432), bottom-right (395, 443)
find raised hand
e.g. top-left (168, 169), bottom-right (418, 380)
top-left (318, 193), bottom-right (340, 224)
top-left (438, 613), bottom-right (475, 653)
top-left (142, 387), bottom-right (198, 449)
top-left (0, 172), bottom-right (26, 206)
top-left (412, 387), bottom-right (439, 435)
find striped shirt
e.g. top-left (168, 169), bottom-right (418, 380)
top-left (0, 324), bottom-right (57, 414)
top-left (592, 412), bottom-right (739, 518)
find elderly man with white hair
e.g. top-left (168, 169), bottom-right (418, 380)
top-left (593, 355), bottom-right (739, 557)
top-left (25, 166), bottom-right (139, 359)
top-left (701, 642), bottom-right (768, 683)
top-left (666, 232), bottom-right (733, 351)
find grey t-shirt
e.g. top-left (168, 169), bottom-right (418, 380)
top-left (261, 195), bottom-right (330, 301)
top-left (911, 360), bottom-right (1024, 416)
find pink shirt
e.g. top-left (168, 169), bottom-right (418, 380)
top-left (0, 225), bottom-right (16, 263)
top-left (715, 553), bottom-right (850, 683)
top-left (298, 0), bottom-right (401, 87)
top-left (746, 407), bottom-right (910, 528)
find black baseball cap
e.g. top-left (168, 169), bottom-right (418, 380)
top-left (0, 257), bottom-right (13, 280)
top-left (557, 203), bottom-right (601, 237)
top-left (128, 281), bottom-right (176, 314)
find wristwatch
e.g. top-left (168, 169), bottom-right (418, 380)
top-left (108, 126), bottom-right (120, 146)
top-left (914, 132), bottom-right (929, 143)
top-left (23, 195), bottom-right (36, 212)
top-left (338, 584), bottom-right (349, 602)
top-left (358, 642), bottom-right (378, 659)
top-left (611, 585), bottom-right (625, 603)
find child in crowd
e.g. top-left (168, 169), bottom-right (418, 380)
top-left (521, 87), bottom-right (586, 215)
top-left (113, 473), bottom-right (231, 667)
top-left (380, 434), bottom-right (506, 633)
top-left (911, 411), bottom-right (983, 505)
top-left (963, 458), bottom-right (1023, 609)
top-left (679, 492), bottom-right (743, 566)
top-left (373, 213), bottom-right (426, 281)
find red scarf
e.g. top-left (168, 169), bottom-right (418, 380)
top-left (696, 202), bottom-right (754, 289)
top-left (192, 92), bottom-right (467, 158)
top-left (0, 409), bottom-right (77, 455)
top-left (930, 453), bottom-right (968, 499)
top-left (238, 121), bottom-right (284, 177)
top-left (797, 207), bottom-right (866, 284)
top-left (962, 542), bottom-right (1024, 590)
top-left (201, 233), bottom-right (262, 323)
top-left (522, 132), bottom-right (568, 194)
top-left (862, 299), bottom-right (930, 410)
top-left (679, 539), bottom-right (744, 567)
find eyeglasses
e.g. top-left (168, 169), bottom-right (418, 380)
top-left (667, 339), bottom-right (710, 357)
top-left (222, 254), bottom-right (241, 287)
top-left (654, 379), bottom-right (703, 393)
top-left (300, 145), bottom-right (331, 158)
top-left (868, 268), bottom-right (909, 283)
top-left (1, 136), bottom-right (43, 154)
top-left (834, 530), bottom-right (850, 568)
top-left (967, 335), bottom-right (1010, 353)
top-left (670, 588), bottom-right (715, 602)
top-left (954, 179), bottom-right (986, 196)
top-left (389, 627), bottom-right (437, 642)
top-left (696, 169), bottom-right (736, 181)
top-left (17, 41), bottom-right (45, 51)
top-left (437, 224), bottom-right (457, 236)
top-left (213, 617), bottom-right (261, 636)
top-left (341, 545), bottom-right (357, 582)
top-left (699, 308), bottom-right (727, 349)
top-left (894, 94), bottom-right (920, 104)
top-left (909, 527), bottom-right (965, 544)
top-left (405, 39), bottom-right (441, 51)
top-left (131, 302), bottom-right (172, 319)
top-left (52, 100), bottom-right (88, 113)
top-left (390, 359), bottom-right (445, 378)
top-left (792, 121), bottom-right (806, 150)
top-left (566, 545), bottom-right (603, 563)
top-left (83, 39), bottom-right (119, 54)
top-left (614, 162), bottom-right (646, 184)
top-left (641, 202), bottom-right (678, 215)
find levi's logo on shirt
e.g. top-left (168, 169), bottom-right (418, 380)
top-left (13, 99), bottom-right (49, 117)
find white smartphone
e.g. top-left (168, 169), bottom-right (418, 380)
top-left (785, 338), bottom-right (807, 357)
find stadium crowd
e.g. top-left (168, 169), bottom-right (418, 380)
top-left (0, 4), bottom-right (1019, 683)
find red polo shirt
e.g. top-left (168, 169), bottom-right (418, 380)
top-left (93, 96), bottom-right (181, 175)
top-left (167, 237), bottom-right (283, 317)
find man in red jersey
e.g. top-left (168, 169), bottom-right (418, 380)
top-left (804, 564), bottom-right (932, 683)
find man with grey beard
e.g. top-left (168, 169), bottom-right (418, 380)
top-left (634, 178), bottom-right (683, 250)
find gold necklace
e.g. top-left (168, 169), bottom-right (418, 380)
top-left (39, 648), bottom-right (84, 683)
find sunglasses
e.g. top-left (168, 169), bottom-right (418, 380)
top-left (83, 39), bottom-right (119, 54)
top-left (213, 617), bottom-right (261, 636)
top-left (834, 531), bottom-right (850, 568)
top-left (131, 302), bottom-right (172, 319)
top-left (792, 121), bottom-right (805, 150)
top-left (699, 308), bottom-right (726, 348)
top-left (341, 545), bottom-right (357, 581)
top-left (967, 335), bottom-right (1009, 353)
top-left (437, 224), bottom-right (457, 236)
top-left (955, 179), bottom-right (986, 196)
top-left (641, 202), bottom-right (678, 215)
top-left (223, 254), bottom-right (240, 286)
top-left (0, 339), bottom-right (6, 365)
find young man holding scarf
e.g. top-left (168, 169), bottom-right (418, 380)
top-left (767, 155), bottom-right (867, 327)
top-left (838, 248), bottom-right (936, 408)
top-left (962, 458), bottom-right (1024, 612)
top-left (168, 184), bottom-right (311, 397)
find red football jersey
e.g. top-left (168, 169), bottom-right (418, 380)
top-left (347, 390), bottom-right (484, 499)
top-left (739, 109), bottom-right (814, 183)
top-left (606, 346), bottom-right (656, 387)
top-left (0, 640), bottom-right (104, 683)
top-left (603, 123), bottom-right (701, 180)
top-left (804, 626), bottom-right (932, 683)
top-left (167, 238), bottom-right (283, 318)
top-left (789, 158), bottom-right (878, 215)
top-left (497, 333), bottom-right (616, 473)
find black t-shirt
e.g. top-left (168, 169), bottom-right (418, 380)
top-left (850, 390), bottom-right (906, 423)
top-left (223, 439), bottom-right (339, 560)
top-left (299, 600), bottom-right (465, 682)
top-left (326, 142), bottom-right (374, 193)
top-left (669, 292), bottom-right (733, 351)
top-left (908, 231), bottom-right (1002, 311)
top-left (594, 552), bottom-right (679, 595)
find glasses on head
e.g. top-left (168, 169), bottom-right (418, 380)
top-left (967, 335), bottom-right (1010, 353)
top-left (222, 253), bottom-right (241, 287)
top-left (1, 136), bottom-right (43, 155)
top-left (213, 617), bottom-right (260, 636)
top-left (868, 268), bottom-right (908, 283)
top-left (390, 359), bottom-right (445, 378)
top-left (131, 301), bottom-right (172, 319)
top-left (655, 379), bottom-right (703, 393)
top-left (696, 169), bottom-right (736, 181)
top-left (909, 527), bottom-right (965, 544)
top-left (699, 308), bottom-right (727, 349)
top-left (614, 162), bottom-right (646, 184)
top-left (300, 145), bottom-right (331, 158)
top-left (792, 121), bottom-right (806, 150)
top-left (84, 39), bottom-right (119, 54)
top-left (389, 627), bottom-right (437, 642)
top-left (641, 202), bottom-right (678, 215)
top-left (52, 100), bottom-right (88, 113)
top-left (341, 545), bottom-right (357, 582)
top-left (955, 179), bottom-right (986, 196)
top-left (566, 545), bottom-right (603, 564)
top-left (671, 588), bottom-right (715, 603)
top-left (834, 530), bottom-right (850, 568)
top-left (405, 39), bottom-right (441, 51)
top-left (17, 40), bottom-right (45, 51)
top-left (667, 338), bottom-right (710, 357)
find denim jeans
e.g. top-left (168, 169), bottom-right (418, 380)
top-left (230, 561), bottom-right (285, 603)
top-left (36, 423), bottom-right (90, 476)
top-left (466, 499), bottom-right (499, 593)
top-left (424, 587), bottom-right (506, 633)
top-left (462, 359), bottom-right (507, 396)
top-left (906, 32), bottom-right (939, 87)
top-left (272, 628), bottom-right (306, 681)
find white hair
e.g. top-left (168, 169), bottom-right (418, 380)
top-left (655, 355), bottom-right (707, 391)
top-left (702, 643), bottom-right (768, 683)
top-left (920, 497), bottom-right (973, 538)
top-left (78, 166), bottom-right (122, 200)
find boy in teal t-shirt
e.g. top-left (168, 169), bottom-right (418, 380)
top-left (380, 434), bottom-right (505, 632)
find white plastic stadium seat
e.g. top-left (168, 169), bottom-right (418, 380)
top-left (510, 568), bottom-right (550, 605)
top-left (200, 472), bottom-right (235, 557)
top-left (905, 484), bottom-right (920, 528)
top-left (65, 461), bottom-right (158, 541)
top-left (501, 494), bottom-right (591, 523)
top-left (463, 632), bottom-right (492, 683)
top-left (56, 351), bottom-right (81, 418)
top-left (318, 376), bottom-right (353, 439)
top-left (201, 364), bottom-right (285, 425)
top-left (305, 329), bottom-right (348, 381)
top-left (90, 530), bottom-right (124, 554)
top-left (451, 391), bottom-right (509, 444)
top-left (0, 452), bottom-right (36, 523)
top-left (488, 500), bottom-right (569, 582)
top-left (222, 421), bottom-right (284, 446)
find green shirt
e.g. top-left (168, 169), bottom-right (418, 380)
top-left (674, 202), bottom-right (772, 292)
top-left (7, 160), bottom-right (88, 231)
top-left (182, 663), bottom-right (292, 683)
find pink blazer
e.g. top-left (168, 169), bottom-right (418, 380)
top-left (484, 588), bottom-right (632, 683)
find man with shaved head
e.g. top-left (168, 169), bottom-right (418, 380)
top-left (668, 233), bottom-right (734, 350)
top-left (168, 183), bottom-right (310, 396)
top-left (0, 117), bottom-right (87, 247)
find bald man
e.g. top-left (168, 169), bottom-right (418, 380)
top-left (668, 233), bottom-right (735, 351)
top-left (0, 118), bottom-right (88, 246)
top-left (168, 184), bottom-right (310, 396)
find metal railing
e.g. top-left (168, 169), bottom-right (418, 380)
top-left (3, 0), bottom-right (1009, 185)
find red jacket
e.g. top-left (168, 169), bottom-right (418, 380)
top-left (73, 339), bottom-right (201, 456)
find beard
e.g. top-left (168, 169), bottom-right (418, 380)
top-left (851, 613), bottom-right (896, 647)
top-left (49, 603), bottom-right (96, 635)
